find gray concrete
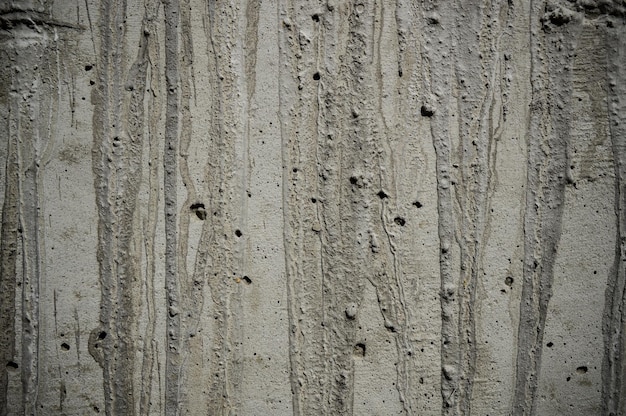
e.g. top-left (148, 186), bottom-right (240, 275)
top-left (0, 0), bottom-right (625, 415)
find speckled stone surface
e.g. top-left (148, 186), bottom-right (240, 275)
top-left (0, 1), bottom-right (625, 415)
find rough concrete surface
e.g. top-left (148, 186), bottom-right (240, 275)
top-left (0, 0), bottom-right (625, 415)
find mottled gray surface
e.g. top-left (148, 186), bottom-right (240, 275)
top-left (0, 0), bottom-right (625, 415)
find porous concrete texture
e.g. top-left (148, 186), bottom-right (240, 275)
top-left (0, 0), bottom-right (625, 415)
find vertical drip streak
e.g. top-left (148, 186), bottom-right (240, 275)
top-left (602, 16), bottom-right (626, 416)
top-left (513, 2), bottom-right (577, 414)
top-left (138, 3), bottom-right (163, 414)
top-left (162, 0), bottom-right (181, 414)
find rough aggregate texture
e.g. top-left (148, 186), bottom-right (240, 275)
top-left (0, 0), bottom-right (625, 415)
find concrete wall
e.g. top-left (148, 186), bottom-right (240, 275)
top-left (0, 0), bottom-right (625, 415)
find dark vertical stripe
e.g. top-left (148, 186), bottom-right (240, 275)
top-left (602, 14), bottom-right (626, 416)
top-left (162, 0), bottom-right (181, 414)
top-left (512, 2), bottom-right (578, 414)
top-left (419, 1), bottom-right (460, 413)
top-left (0, 45), bottom-right (21, 414)
top-left (91, 0), bottom-right (143, 414)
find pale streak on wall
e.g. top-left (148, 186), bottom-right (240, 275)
top-left (0, 0), bottom-right (624, 415)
